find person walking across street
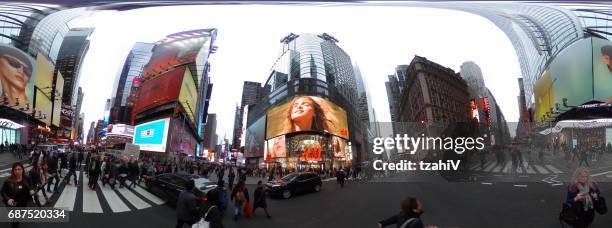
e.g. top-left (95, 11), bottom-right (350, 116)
top-left (175, 180), bottom-right (200, 228)
top-left (64, 153), bottom-right (79, 186)
top-left (336, 169), bottom-right (346, 188)
top-left (253, 180), bottom-right (271, 218)
top-left (29, 163), bottom-right (52, 206)
top-left (88, 156), bottom-right (101, 190)
top-left (230, 181), bottom-right (249, 221)
top-left (46, 154), bottom-right (60, 193)
top-left (228, 168), bottom-right (235, 191)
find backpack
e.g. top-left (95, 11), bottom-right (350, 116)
top-left (235, 190), bottom-right (245, 202)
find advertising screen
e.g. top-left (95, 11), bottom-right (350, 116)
top-left (331, 136), bottom-right (349, 158)
top-left (593, 37), bottom-right (612, 102)
top-left (33, 53), bottom-right (55, 125)
top-left (52, 73), bottom-right (64, 127)
top-left (266, 96), bottom-right (349, 139)
top-left (266, 135), bottom-right (287, 158)
top-left (0, 45), bottom-right (35, 112)
top-left (133, 118), bottom-right (170, 152)
top-left (142, 31), bottom-right (210, 78)
top-left (178, 67), bottom-right (198, 124)
top-left (107, 124), bottom-right (135, 137)
top-left (286, 134), bottom-right (329, 162)
top-left (244, 115), bottom-right (265, 158)
top-left (169, 118), bottom-right (197, 154)
top-left (133, 67), bottom-right (184, 115)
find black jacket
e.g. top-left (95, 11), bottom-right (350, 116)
top-left (253, 186), bottom-right (266, 207)
top-left (199, 202), bottom-right (224, 228)
top-left (1, 179), bottom-right (32, 207)
top-left (69, 155), bottom-right (77, 171)
top-left (230, 187), bottom-right (249, 202)
top-left (379, 213), bottom-right (424, 228)
top-left (176, 190), bottom-right (199, 222)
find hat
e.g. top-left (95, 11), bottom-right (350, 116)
top-left (0, 45), bottom-right (33, 76)
top-left (602, 45), bottom-right (612, 57)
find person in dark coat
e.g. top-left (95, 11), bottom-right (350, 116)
top-left (378, 197), bottom-right (426, 228)
top-left (230, 181), bottom-right (249, 221)
top-left (88, 156), bottom-right (101, 190)
top-left (336, 169), bottom-right (346, 188)
top-left (228, 168), bottom-right (235, 191)
top-left (77, 150), bottom-right (84, 170)
top-left (128, 160), bottom-right (139, 188)
top-left (565, 167), bottom-right (603, 228)
top-left (46, 154), bottom-right (60, 193)
top-left (253, 180), bottom-right (271, 218)
top-left (64, 153), bottom-right (78, 186)
top-left (198, 187), bottom-right (225, 228)
top-left (1, 162), bottom-right (34, 228)
top-left (175, 180), bottom-right (200, 228)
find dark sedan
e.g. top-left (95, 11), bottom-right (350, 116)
top-left (146, 173), bottom-right (217, 205)
top-left (266, 172), bottom-right (322, 199)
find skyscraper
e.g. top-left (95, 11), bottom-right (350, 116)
top-left (232, 81), bottom-right (267, 147)
top-left (203, 113), bottom-right (217, 150)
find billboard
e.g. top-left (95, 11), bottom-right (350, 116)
top-left (244, 116), bottom-right (265, 158)
top-left (0, 45), bottom-right (35, 112)
top-left (286, 134), bottom-right (328, 162)
top-left (266, 135), bottom-right (286, 159)
top-left (178, 66), bottom-right (198, 123)
top-left (52, 72), bottom-right (64, 127)
top-left (142, 31), bottom-right (210, 79)
top-left (33, 53), bottom-right (55, 125)
top-left (169, 118), bottom-right (197, 154)
top-left (331, 136), bottom-right (349, 158)
top-left (266, 96), bottom-right (349, 139)
top-left (593, 37), bottom-right (612, 102)
top-left (107, 124), bottom-right (135, 137)
top-left (133, 67), bottom-right (184, 115)
top-left (133, 118), bottom-right (170, 152)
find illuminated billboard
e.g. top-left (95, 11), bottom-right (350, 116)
top-left (331, 136), bottom-right (349, 158)
top-left (178, 67), bottom-right (198, 123)
top-left (0, 45), bottom-right (35, 112)
top-left (33, 53), bottom-right (55, 125)
top-left (142, 30), bottom-right (210, 79)
top-left (133, 118), bottom-right (170, 152)
top-left (107, 124), bottom-right (135, 137)
top-left (266, 96), bottom-right (349, 139)
top-left (266, 135), bottom-right (287, 159)
top-left (286, 134), bottom-right (328, 162)
top-left (133, 67), bottom-right (184, 115)
top-left (244, 116), bottom-right (265, 158)
top-left (52, 73), bottom-right (64, 127)
top-left (593, 37), bottom-right (612, 102)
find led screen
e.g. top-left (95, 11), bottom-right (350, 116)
top-left (133, 118), bottom-right (170, 152)
top-left (0, 45), bottom-right (35, 112)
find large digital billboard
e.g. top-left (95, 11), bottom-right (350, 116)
top-left (178, 66), bottom-right (198, 124)
top-left (133, 118), bottom-right (170, 152)
top-left (593, 37), bottom-right (612, 102)
top-left (332, 136), bottom-right (349, 158)
top-left (133, 67), bottom-right (184, 115)
top-left (33, 53), bottom-right (54, 125)
top-left (266, 135), bottom-right (287, 159)
top-left (107, 124), bottom-right (135, 137)
top-left (266, 96), bottom-right (349, 139)
top-left (142, 30), bottom-right (210, 79)
top-left (52, 72), bottom-right (64, 127)
top-left (286, 134), bottom-right (329, 162)
top-left (0, 45), bottom-right (35, 112)
top-left (244, 115), bottom-right (265, 158)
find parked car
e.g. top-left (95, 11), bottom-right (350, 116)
top-left (146, 173), bottom-right (217, 206)
top-left (266, 172), bottom-right (322, 199)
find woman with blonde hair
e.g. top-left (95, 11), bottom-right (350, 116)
top-left (282, 96), bottom-right (334, 134)
top-left (565, 167), bottom-right (603, 227)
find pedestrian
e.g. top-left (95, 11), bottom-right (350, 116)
top-left (579, 150), bottom-right (590, 167)
top-left (195, 187), bottom-right (225, 228)
top-left (88, 156), bottom-right (101, 190)
top-left (228, 168), bottom-right (235, 190)
top-left (252, 180), bottom-right (271, 218)
top-left (1, 162), bottom-right (34, 228)
top-left (175, 179), bottom-right (200, 228)
top-left (336, 169), bottom-right (346, 188)
top-left (64, 153), bottom-right (78, 186)
top-left (46, 154), bottom-right (60, 193)
top-left (230, 181), bottom-right (249, 221)
top-left (59, 152), bottom-right (67, 178)
top-left (213, 180), bottom-right (228, 213)
top-left (128, 159), bottom-right (139, 188)
top-left (77, 150), bottom-right (84, 170)
top-left (378, 197), bottom-right (426, 228)
top-left (29, 163), bottom-right (52, 206)
top-left (563, 167), bottom-right (605, 228)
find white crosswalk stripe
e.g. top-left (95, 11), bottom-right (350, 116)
top-left (502, 162), bottom-right (512, 173)
top-left (54, 172), bottom-right (79, 211)
top-left (82, 175), bottom-right (103, 213)
top-left (533, 165), bottom-right (550, 174)
top-left (133, 184), bottom-right (165, 205)
top-left (98, 180), bottom-right (130, 213)
top-left (492, 162), bottom-right (505, 173)
top-left (116, 182), bottom-right (151, 210)
top-left (525, 164), bottom-right (536, 174)
top-left (545, 165), bottom-right (563, 174)
top-left (483, 162), bottom-right (498, 172)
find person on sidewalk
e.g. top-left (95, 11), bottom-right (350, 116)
top-left (175, 180), bottom-right (200, 228)
top-left (253, 180), bottom-right (271, 218)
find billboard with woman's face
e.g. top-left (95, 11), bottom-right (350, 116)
top-left (332, 136), bottom-right (349, 158)
top-left (593, 37), bottom-right (612, 102)
top-left (0, 45), bottom-right (35, 112)
top-left (266, 135), bottom-right (286, 158)
top-left (266, 96), bottom-right (349, 139)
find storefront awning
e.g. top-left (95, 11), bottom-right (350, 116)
top-left (0, 118), bottom-right (24, 129)
top-left (539, 118), bottom-right (612, 135)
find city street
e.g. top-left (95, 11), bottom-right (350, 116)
top-left (2, 165), bottom-right (610, 228)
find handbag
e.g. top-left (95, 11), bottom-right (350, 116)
top-left (192, 206), bottom-right (215, 228)
top-left (594, 197), bottom-right (607, 215)
top-left (559, 202), bottom-right (579, 227)
top-left (244, 203), bottom-right (253, 218)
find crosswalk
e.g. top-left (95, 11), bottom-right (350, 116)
top-left (45, 170), bottom-right (165, 214)
top-left (0, 164), bottom-right (32, 178)
top-left (469, 161), bottom-right (563, 175)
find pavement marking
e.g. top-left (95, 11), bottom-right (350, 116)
top-left (525, 165), bottom-right (536, 174)
top-left (533, 165), bottom-right (550, 174)
top-left (606, 174), bottom-right (612, 178)
top-left (132, 185), bottom-right (165, 205)
top-left (502, 162), bottom-right (512, 173)
top-left (481, 182), bottom-right (493, 185)
top-left (545, 165), bottom-right (563, 174)
top-left (98, 180), bottom-right (130, 213)
top-left (483, 162), bottom-right (498, 172)
top-left (472, 161), bottom-right (492, 171)
top-left (591, 170), bottom-right (612, 177)
top-left (0, 173), bottom-right (9, 178)
top-left (492, 162), bottom-right (505, 173)
top-left (552, 183), bottom-right (563, 186)
top-left (116, 184), bottom-right (151, 210)
top-left (54, 172), bottom-right (79, 211)
top-left (82, 175), bottom-right (103, 213)
top-left (513, 184), bottom-right (528, 188)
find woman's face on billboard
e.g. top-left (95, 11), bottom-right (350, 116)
top-left (0, 54), bottom-right (30, 90)
top-left (291, 97), bottom-right (315, 122)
